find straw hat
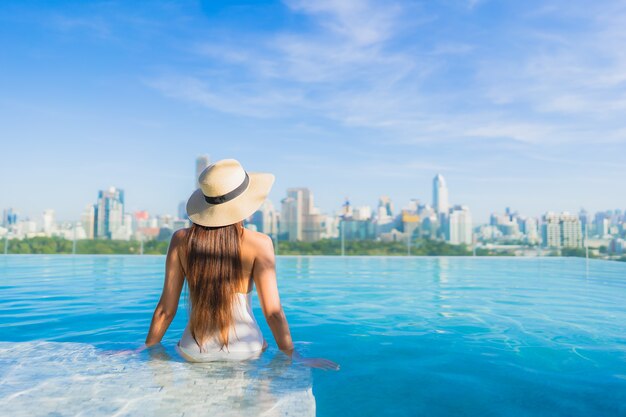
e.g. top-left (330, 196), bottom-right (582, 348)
top-left (186, 158), bottom-right (275, 227)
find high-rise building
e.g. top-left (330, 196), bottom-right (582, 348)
top-left (521, 217), bottom-right (539, 244)
top-left (280, 195), bottom-right (301, 241)
top-left (542, 212), bottom-right (561, 247)
top-left (542, 212), bottom-right (582, 248)
top-left (157, 214), bottom-right (174, 229)
top-left (249, 200), bottom-right (278, 236)
top-left (196, 155), bottom-right (210, 188)
top-left (320, 214), bottom-right (340, 239)
top-left (578, 208), bottom-right (590, 236)
top-left (353, 206), bottom-right (372, 221)
top-left (95, 187), bottom-right (125, 239)
top-left (560, 212), bottom-right (583, 248)
top-left (178, 201), bottom-right (187, 220)
top-left (342, 198), bottom-right (353, 219)
top-left (490, 210), bottom-right (522, 238)
top-left (378, 196), bottom-right (394, 218)
top-left (594, 212), bottom-right (610, 237)
top-left (406, 199), bottom-right (420, 213)
top-left (402, 210), bottom-right (420, 239)
top-left (111, 213), bottom-right (133, 241)
top-left (42, 209), bottom-right (56, 236)
top-left (446, 205), bottom-right (473, 245)
top-left (17, 220), bottom-right (37, 237)
top-left (81, 205), bottom-right (96, 239)
top-left (280, 188), bottom-right (322, 242)
top-left (433, 174), bottom-right (449, 215)
top-left (2, 208), bottom-right (18, 228)
top-left (417, 204), bottom-right (438, 238)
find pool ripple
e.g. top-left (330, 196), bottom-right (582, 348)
top-left (1, 255), bottom-right (626, 416)
top-left (0, 341), bottom-right (314, 417)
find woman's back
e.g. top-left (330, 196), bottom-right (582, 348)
top-left (175, 226), bottom-right (269, 362)
top-left (141, 158), bottom-right (338, 370)
top-left (176, 292), bottom-right (266, 361)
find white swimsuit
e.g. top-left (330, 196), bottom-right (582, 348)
top-left (175, 292), bottom-right (266, 362)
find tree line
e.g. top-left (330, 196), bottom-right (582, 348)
top-left (3, 237), bottom-right (168, 255)
top-left (3, 236), bottom-right (624, 261)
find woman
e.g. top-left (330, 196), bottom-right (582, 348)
top-left (140, 158), bottom-right (338, 370)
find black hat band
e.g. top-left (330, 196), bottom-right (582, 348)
top-left (203, 172), bottom-right (250, 205)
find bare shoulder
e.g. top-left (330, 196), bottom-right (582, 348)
top-left (242, 228), bottom-right (274, 257)
top-left (170, 228), bottom-right (189, 248)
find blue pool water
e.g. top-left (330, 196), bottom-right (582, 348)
top-left (1, 255), bottom-right (625, 416)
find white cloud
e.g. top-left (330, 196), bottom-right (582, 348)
top-left (283, 0), bottom-right (403, 46)
top-left (476, 3), bottom-right (626, 126)
top-left (144, 75), bottom-right (307, 118)
top-left (145, 0), bottom-right (626, 146)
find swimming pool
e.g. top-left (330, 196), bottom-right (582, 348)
top-left (1, 255), bottom-right (625, 416)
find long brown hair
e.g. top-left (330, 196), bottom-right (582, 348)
top-left (183, 220), bottom-right (244, 352)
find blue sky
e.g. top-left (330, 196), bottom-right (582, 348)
top-left (1, 0), bottom-right (625, 224)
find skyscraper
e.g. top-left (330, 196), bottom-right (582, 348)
top-left (178, 201), bottom-right (187, 221)
top-left (542, 212), bottom-right (561, 247)
top-left (280, 188), bottom-right (322, 242)
top-left (249, 200), bottom-right (278, 235)
top-left (521, 217), bottom-right (539, 244)
top-left (432, 174), bottom-right (449, 215)
top-left (560, 212), bottom-right (583, 248)
top-left (342, 197), bottom-right (353, 219)
top-left (281, 193), bottom-right (300, 241)
top-left (42, 209), bottom-right (56, 236)
top-left (378, 196), bottom-right (394, 218)
top-left (594, 212), bottom-right (610, 237)
top-left (195, 155), bottom-right (210, 188)
top-left (446, 205), bottom-right (473, 245)
top-left (578, 208), bottom-right (590, 236)
top-left (2, 208), bottom-right (18, 228)
top-left (94, 187), bottom-right (125, 239)
top-left (81, 204), bottom-right (95, 239)
top-left (541, 212), bottom-right (582, 248)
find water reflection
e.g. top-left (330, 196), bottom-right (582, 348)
top-left (145, 345), bottom-right (316, 416)
top-left (0, 341), bottom-right (315, 417)
top-left (430, 257), bottom-right (456, 323)
top-left (289, 256), bottom-right (312, 280)
top-left (433, 257), bottom-right (449, 285)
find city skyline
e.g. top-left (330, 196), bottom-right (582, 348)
top-left (3, 169), bottom-right (623, 229)
top-left (2, 1), bottom-right (626, 223)
top-left (4, 175), bottom-right (625, 256)
top-left (3, 157), bottom-right (625, 257)
top-left (2, 166), bottom-right (625, 226)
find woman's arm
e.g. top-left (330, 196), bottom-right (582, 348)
top-left (252, 234), bottom-right (295, 355)
top-left (253, 234), bottom-right (339, 370)
top-left (145, 229), bottom-right (186, 347)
